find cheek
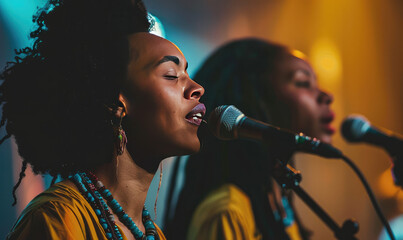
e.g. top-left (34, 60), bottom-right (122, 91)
top-left (293, 94), bottom-right (321, 132)
top-left (293, 94), bottom-right (317, 114)
top-left (127, 84), bottom-right (166, 130)
top-left (157, 87), bottom-right (182, 123)
top-left (281, 92), bottom-right (319, 131)
top-left (144, 86), bottom-right (185, 141)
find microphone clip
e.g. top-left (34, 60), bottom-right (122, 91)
top-left (273, 161), bottom-right (302, 189)
top-left (295, 133), bottom-right (344, 158)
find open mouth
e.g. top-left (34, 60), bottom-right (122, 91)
top-left (185, 103), bottom-right (206, 126)
top-left (320, 112), bottom-right (335, 134)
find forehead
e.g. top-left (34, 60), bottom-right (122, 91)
top-left (279, 54), bottom-right (315, 78)
top-left (127, 33), bottom-right (184, 68)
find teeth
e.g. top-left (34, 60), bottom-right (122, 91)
top-left (193, 117), bottom-right (198, 120)
top-left (194, 113), bottom-right (202, 117)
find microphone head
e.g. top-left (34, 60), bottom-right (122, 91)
top-left (208, 105), bottom-right (244, 140)
top-left (341, 115), bottom-right (371, 142)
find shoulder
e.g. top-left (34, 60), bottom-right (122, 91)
top-left (16, 181), bottom-right (92, 221)
top-left (26, 181), bottom-right (85, 205)
top-left (196, 184), bottom-right (252, 217)
top-left (188, 184), bottom-right (261, 240)
top-left (7, 181), bottom-right (101, 240)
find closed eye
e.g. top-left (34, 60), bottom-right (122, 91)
top-left (164, 75), bottom-right (178, 80)
top-left (295, 81), bottom-right (311, 88)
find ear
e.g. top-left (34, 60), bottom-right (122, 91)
top-left (116, 93), bottom-right (129, 118)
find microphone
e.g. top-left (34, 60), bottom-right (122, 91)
top-left (341, 115), bottom-right (403, 157)
top-left (208, 105), bottom-right (343, 158)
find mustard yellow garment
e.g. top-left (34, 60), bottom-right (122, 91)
top-left (187, 184), bottom-right (302, 240)
top-left (7, 182), bottom-right (166, 240)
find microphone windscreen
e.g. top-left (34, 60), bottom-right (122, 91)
top-left (208, 105), bottom-right (244, 140)
top-left (341, 115), bottom-right (371, 142)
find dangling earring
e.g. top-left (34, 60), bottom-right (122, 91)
top-left (117, 111), bottom-right (127, 156)
top-left (117, 126), bottom-right (127, 155)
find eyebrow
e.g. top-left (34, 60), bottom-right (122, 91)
top-left (156, 56), bottom-right (179, 66)
top-left (155, 55), bottom-right (188, 70)
top-left (289, 69), bottom-right (310, 79)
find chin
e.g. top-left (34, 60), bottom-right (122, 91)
top-left (186, 141), bottom-right (201, 154)
top-left (319, 134), bottom-right (333, 144)
top-left (175, 140), bottom-right (201, 156)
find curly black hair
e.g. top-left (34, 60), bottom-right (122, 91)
top-left (0, 0), bottom-right (151, 205)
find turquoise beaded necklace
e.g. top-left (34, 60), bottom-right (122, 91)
top-left (71, 172), bottom-right (158, 240)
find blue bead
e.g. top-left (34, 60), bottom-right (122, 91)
top-left (110, 199), bottom-right (118, 208)
top-left (106, 232), bottom-right (112, 239)
top-left (145, 221), bottom-right (155, 228)
top-left (129, 224), bottom-right (136, 231)
top-left (103, 189), bottom-right (111, 197)
top-left (73, 174), bottom-right (82, 182)
top-left (95, 209), bottom-right (101, 216)
top-left (147, 236), bottom-right (155, 240)
top-left (134, 232), bottom-right (143, 238)
top-left (101, 223), bottom-right (108, 229)
top-left (122, 213), bottom-right (129, 221)
top-left (80, 183), bottom-right (87, 191)
top-left (115, 206), bottom-right (123, 213)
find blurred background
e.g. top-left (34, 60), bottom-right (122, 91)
top-left (1, 0), bottom-right (402, 239)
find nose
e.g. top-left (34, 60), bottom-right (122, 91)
top-left (184, 78), bottom-right (205, 100)
top-left (317, 89), bottom-right (333, 105)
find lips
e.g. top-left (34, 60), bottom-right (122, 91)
top-left (185, 103), bottom-right (206, 126)
top-left (321, 111), bottom-right (335, 134)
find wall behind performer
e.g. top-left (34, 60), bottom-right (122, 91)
top-left (165, 38), bottom-right (335, 240)
top-left (0, 0), bottom-right (206, 239)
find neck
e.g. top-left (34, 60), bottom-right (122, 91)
top-left (93, 149), bottom-right (159, 230)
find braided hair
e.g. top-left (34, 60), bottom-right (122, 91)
top-left (166, 38), bottom-right (295, 239)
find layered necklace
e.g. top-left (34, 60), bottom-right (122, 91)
top-left (71, 171), bottom-right (159, 240)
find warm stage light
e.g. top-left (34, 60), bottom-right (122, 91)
top-left (310, 38), bottom-right (342, 85)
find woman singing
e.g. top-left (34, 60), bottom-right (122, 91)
top-left (166, 38), bottom-right (334, 240)
top-left (1, 0), bottom-right (205, 239)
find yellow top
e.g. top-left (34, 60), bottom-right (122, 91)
top-left (7, 182), bottom-right (166, 240)
top-left (187, 184), bottom-right (302, 240)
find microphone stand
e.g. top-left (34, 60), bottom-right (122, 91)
top-left (391, 153), bottom-right (403, 187)
top-left (273, 162), bottom-right (359, 240)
